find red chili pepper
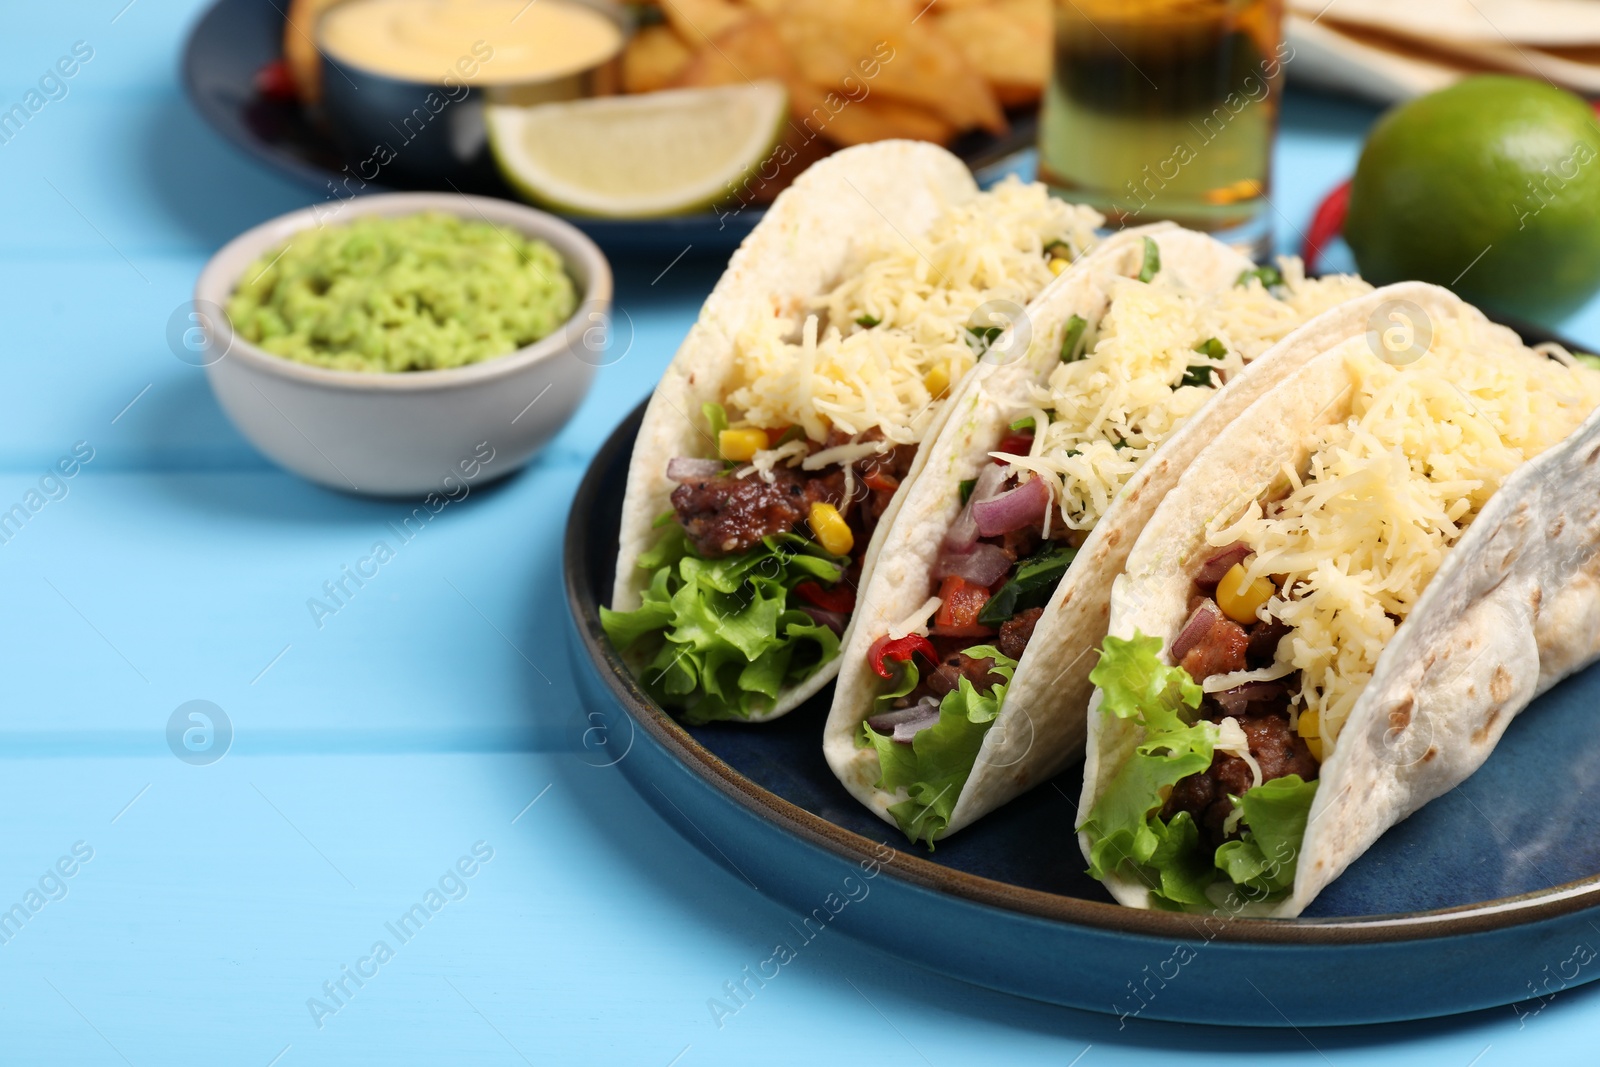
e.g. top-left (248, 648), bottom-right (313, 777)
top-left (933, 576), bottom-right (995, 637)
top-left (254, 58), bottom-right (298, 101)
top-left (868, 633), bottom-right (938, 680)
top-left (996, 432), bottom-right (1034, 456)
top-left (1302, 178), bottom-right (1351, 276)
top-left (794, 581), bottom-right (855, 613)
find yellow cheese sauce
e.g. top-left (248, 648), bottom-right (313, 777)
top-left (318, 0), bottom-right (623, 85)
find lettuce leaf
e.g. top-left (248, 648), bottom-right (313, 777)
top-left (860, 645), bottom-right (1017, 846)
top-left (1080, 633), bottom-right (1215, 906)
top-left (601, 528), bottom-right (845, 724)
top-left (1214, 775), bottom-right (1319, 899)
top-left (1079, 632), bottom-right (1317, 909)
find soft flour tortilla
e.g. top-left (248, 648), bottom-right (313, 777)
top-left (1080, 282), bottom-right (1600, 917)
top-left (610, 141), bottom-right (977, 721)
top-left (832, 230), bottom-right (1241, 838)
top-left (824, 239), bottom-right (1420, 839)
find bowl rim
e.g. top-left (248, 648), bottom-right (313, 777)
top-left (566, 398), bottom-right (1600, 947)
top-left (193, 191), bottom-right (613, 393)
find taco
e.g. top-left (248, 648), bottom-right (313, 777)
top-left (1078, 282), bottom-right (1600, 915)
top-left (825, 228), bottom-right (1371, 844)
top-left (601, 141), bottom-right (1103, 724)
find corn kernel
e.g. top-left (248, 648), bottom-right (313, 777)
top-left (1216, 562), bottom-right (1274, 623)
top-left (809, 502), bottom-right (854, 556)
top-left (718, 428), bottom-right (767, 462)
top-left (923, 361), bottom-right (950, 398)
top-left (1297, 709), bottom-right (1322, 761)
top-left (1048, 257), bottom-right (1069, 276)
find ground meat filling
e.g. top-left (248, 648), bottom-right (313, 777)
top-left (896, 648), bottom-right (1005, 708)
top-left (669, 431), bottom-right (914, 559)
top-left (1160, 562), bottom-right (1319, 850)
top-left (997, 606), bottom-right (1043, 661)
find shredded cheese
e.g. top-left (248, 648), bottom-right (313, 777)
top-left (1001, 257), bottom-right (1370, 533)
top-left (733, 438), bottom-right (809, 482)
top-left (1214, 716), bottom-right (1264, 790)
top-left (803, 439), bottom-right (890, 470)
top-left (1207, 320), bottom-right (1600, 749)
top-left (1202, 659), bottom-right (1297, 693)
top-left (721, 177), bottom-right (1103, 448)
top-left (890, 596), bottom-right (945, 640)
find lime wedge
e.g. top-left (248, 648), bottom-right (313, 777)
top-left (486, 82), bottom-right (788, 219)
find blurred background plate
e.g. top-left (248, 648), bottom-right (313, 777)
top-left (566, 316), bottom-right (1600, 1027)
top-left (181, 0), bottom-right (1039, 253)
top-left (1286, 0), bottom-right (1600, 105)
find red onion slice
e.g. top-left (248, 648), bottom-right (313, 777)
top-left (667, 457), bottom-right (724, 482)
top-left (1211, 681), bottom-right (1288, 716)
top-left (933, 542), bottom-right (1013, 586)
top-left (799, 606), bottom-right (847, 634)
top-left (945, 463), bottom-right (1009, 551)
top-left (866, 699), bottom-right (937, 732)
top-left (1195, 542), bottom-right (1252, 586)
top-left (972, 474), bottom-right (1051, 538)
top-left (865, 697), bottom-right (942, 744)
top-left (892, 709), bottom-right (942, 744)
top-left (1171, 599), bottom-right (1223, 661)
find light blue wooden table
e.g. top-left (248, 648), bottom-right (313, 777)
top-left (4, 2), bottom-right (1599, 1063)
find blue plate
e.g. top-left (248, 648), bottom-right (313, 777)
top-left (566, 378), bottom-right (1600, 1027)
top-left (179, 0), bottom-right (1037, 253)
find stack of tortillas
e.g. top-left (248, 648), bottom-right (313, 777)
top-left (1289, 0), bottom-right (1600, 103)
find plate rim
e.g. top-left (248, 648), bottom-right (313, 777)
top-left (566, 396), bottom-right (1600, 948)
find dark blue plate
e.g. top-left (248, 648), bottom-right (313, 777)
top-left (179, 0), bottom-right (1036, 253)
top-left (566, 373), bottom-right (1600, 1027)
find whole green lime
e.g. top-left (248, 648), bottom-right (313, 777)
top-left (1345, 75), bottom-right (1600, 321)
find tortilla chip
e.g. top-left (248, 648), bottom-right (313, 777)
top-left (283, 0), bottom-right (341, 105)
top-left (672, 14), bottom-right (840, 140)
top-left (660, 0), bottom-right (752, 46)
top-left (809, 96), bottom-right (956, 147)
top-left (934, 0), bottom-right (1051, 107)
top-left (774, 0), bottom-right (1006, 134)
top-left (622, 25), bottom-right (694, 94)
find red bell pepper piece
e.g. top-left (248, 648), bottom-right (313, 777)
top-left (867, 633), bottom-right (938, 680)
top-left (794, 581), bottom-right (855, 613)
top-left (1302, 178), bottom-right (1351, 276)
top-left (996, 432), bottom-right (1034, 457)
top-left (254, 58), bottom-right (298, 101)
top-left (933, 576), bottom-right (994, 637)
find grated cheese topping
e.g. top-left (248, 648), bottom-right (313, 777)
top-left (1000, 257), bottom-right (1370, 532)
top-left (803, 439), bottom-right (890, 471)
top-left (721, 177), bottom-right (1103, 452)
top-left (1214, 716), bottom-right (1263, 790)
top-left (1206, 319), bottom-right (1600, 749)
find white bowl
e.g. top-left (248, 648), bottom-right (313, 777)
top-left (194, 192), bottom-right (610, 497)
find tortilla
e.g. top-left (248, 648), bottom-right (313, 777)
top-left (608, 140), bottom-right (1098, 723)
top-left (826, 230), bottom-right (1386, 838)
top-left (1080, 282), bottom-right (1600, 916)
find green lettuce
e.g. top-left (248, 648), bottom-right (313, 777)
top-left (1079, 632), bottom-right (1319, 909)
top-left (600, 527), bottom-right (845, 724)
top-left (859, 645), bottom-right (1018, 846)
top-left (1214, 774), bottom-right (1318, 899)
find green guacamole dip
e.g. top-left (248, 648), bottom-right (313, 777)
top-left (226, 212), bottom-right (578, 373)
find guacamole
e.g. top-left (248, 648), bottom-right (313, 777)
top-left (227, 212), bottom-right (578, 373)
